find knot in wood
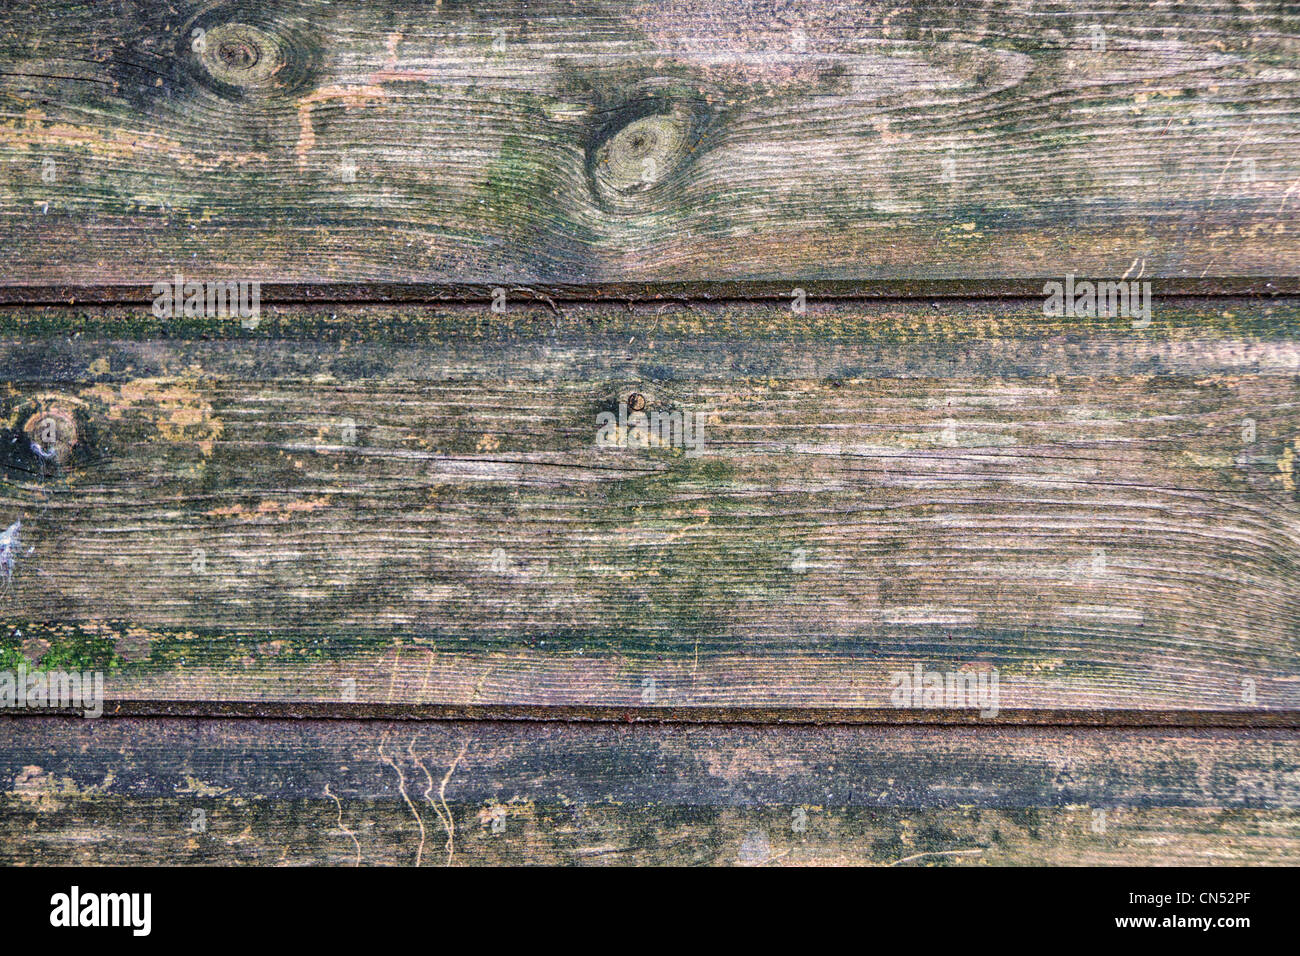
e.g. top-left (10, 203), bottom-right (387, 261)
top-left (591, 108), bottom-right (693, 207)
top-left (196, 22), bottom-right (287, 90)
top-left (23, 405), bottom-right (79, 467)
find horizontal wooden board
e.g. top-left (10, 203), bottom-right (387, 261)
top-left (1, 297), bottom-right (1297, 714)
top-left (2, 718), bottom-right (1297, 865)
top-left (1, 0), bottom-right (1299, 286)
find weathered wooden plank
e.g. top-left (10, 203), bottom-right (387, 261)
top-left (5, 717), bottom-right (1294, 868)
top-left (1, 298), bottom-right (1297, 713)
top-left (2, 0), bottom-right (1299, 286)
top-left (1, 718), bottom-right (1296, 865)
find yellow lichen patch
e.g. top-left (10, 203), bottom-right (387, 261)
top-left (0, 110), bottom-right (265, 173)
top-left (0, 109), bottom-right (182, 162)
top-left (205, 497), bottom-right (332, 521)
top-left (941, 221), bottom-right (984, 241)
top-left (1277, 442), bottom-right (1296, 494)
top-left (1178, 450), bottom-right (1234, 468)
top-left (175, 775), bottom-right (233, 798)
top-left (81, 379), bottom-right (223, 455)
top-left (12, 765), bottom-right (115, 813)
top-left (475, 433), bottom-right (501, 452)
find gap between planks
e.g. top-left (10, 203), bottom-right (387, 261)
top-left (8, 702), bottom-right (1300, 727)
top-left (3, 277), bottom-right (1300, 307)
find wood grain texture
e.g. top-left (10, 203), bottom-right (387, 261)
top-left (1, 0), bottom-right (1299, 286)
top-left (2, 718), bottom-right (1297, 865)
top-left (4, 0), bottom-right (1298, 869)
top-left (1, 297), bottom-right (1297, 713)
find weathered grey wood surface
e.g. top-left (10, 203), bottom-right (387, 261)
top-left (1, 0), bottom-right (1298, 287)
top-left (1, 298), bottom-right (1298, 714)
top-left (3, 0), bottom-right (1300, 866)
top-left (3, 718), bottom-right (1297, 865)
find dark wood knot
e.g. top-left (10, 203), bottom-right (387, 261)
top-left (196, 23), bottom-right (282, 88)
top-left (184, 12), bottom-right (320, 98)
top-left (24, 406), bottom-right (79, 467)
top-left (588, 101), bottom-right (704, 210)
